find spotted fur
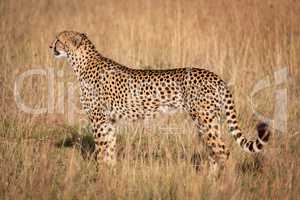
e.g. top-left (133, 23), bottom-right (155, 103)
top-left (50, 31), bottom-right (271, 169)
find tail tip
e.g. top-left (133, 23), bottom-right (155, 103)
top-left (256, 122), bottom-right (271, 142)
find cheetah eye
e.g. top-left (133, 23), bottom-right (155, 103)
top-left (55, 37), bottom-right (64, 45)
top-left (56, 39), bottom-right (62, 44)
top-left (55, 39), bottom-right (66, 48)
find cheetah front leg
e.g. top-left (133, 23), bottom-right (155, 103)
top-left (91, 116), bottom-right (116, 166)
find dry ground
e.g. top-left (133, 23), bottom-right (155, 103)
top-left (0, 0), bottom-right (300, 199)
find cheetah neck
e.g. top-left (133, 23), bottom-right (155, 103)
top-left (67, 40), bottom-right (102, 80)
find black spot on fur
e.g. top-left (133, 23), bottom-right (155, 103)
top-left (256, 139), bottom-right (263, 149)
top-left (257, 122), bottom-right (270, 142)
top-left (248, 142), bottom-right (254, 152)
top-left (240, 138), bottom-right (247, 146)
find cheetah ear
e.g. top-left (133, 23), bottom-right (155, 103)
top-left (73, 33), bottom-right (85, 48)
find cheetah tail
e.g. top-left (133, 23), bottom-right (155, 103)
top-left (223, 95), bottom-right (271, 153)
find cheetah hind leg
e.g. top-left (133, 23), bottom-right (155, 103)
top-left (196, 120), bottom-right (230, 176)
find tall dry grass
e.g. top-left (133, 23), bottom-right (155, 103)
top-left (0, 0), bottom-right (300, 199)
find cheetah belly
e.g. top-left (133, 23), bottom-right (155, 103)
top-left (109, 91), bottom-right (184, 123)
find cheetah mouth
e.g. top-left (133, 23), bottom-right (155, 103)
top-left (52, 49), bottom-right (67, 59)
top-left (53, 49), bottom-right (60, 56)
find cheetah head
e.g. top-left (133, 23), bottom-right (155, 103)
top-left (50, 31), bottom-right (86, 59)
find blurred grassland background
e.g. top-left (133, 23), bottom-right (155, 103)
top-left (0, 0), bottom-right (300, 199)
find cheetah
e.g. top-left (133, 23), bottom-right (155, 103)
top-left (50, 31), bottom-right (270, 170)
